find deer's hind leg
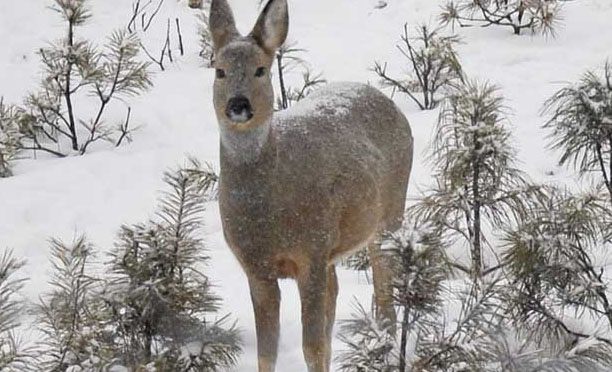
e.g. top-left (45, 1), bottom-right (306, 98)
top-left (248, 275), bottom-right (281, 372)
top-left (368, 240), bottom-right (397, 333)
top-left (325, 265), bottom-right (339, 369)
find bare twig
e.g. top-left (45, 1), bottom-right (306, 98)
top-left (116, 107), bottom-right (133, 147)
top-left (143, 0), bottom-right (164, 32)
top-left (277, 53), bottom-right (288, 109)
top-left (373, 61), bottom-right (425, 110)
top-left (166, 18), bottom-right (173, 63)
top-left (175, 18), bottom-right (184, 56)
top-left (140, 41), bottom-right (166, 71)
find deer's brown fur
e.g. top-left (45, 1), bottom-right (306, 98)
top-left (209, 1), bottom-right (413, 371)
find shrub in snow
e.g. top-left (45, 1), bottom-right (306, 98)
top-left (440, 0), bottom-right (561, 36)
top-left (34, 161), bottom-right (238, 371)
top-left (337, 223), bottom-right (557, 371)
top-left (412, 278), bottom-right (511, 371)
top-left (34, 237), bottom-right (113, 371)
top-left (407, 277), bottom-right (606, 372)
top-left (0, 251), bottom-right (33, 371)
top-left (342, 247), bottom-right (371, 273)
top-left (10, 0), bottom-right (151, 158)
top-left (543, 61), bottom-right (612, 202)
top-left (0, 100), bottom-right (22, 178)
top-left (102, 160), bottom-right (239, 371)
top-left (337, 221), bottom-right (449, 372)
top-left (336, 303), bottom-right (397, 372)
top-left (410, 79), bottom-right (542, 279)
top-left (383, 222), bottom-right (449, 371)
top-left (502, 188), bottom-right (612, 370)
top-left (373, 24), bottom-right (462, 110)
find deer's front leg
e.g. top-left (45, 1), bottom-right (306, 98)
top-left (298, 261), bottom-right (330, 372)
top-left (248, 275), bottom-right (281, 372)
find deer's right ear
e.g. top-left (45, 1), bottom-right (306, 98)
top-left (209, 0), bottom-right (240, 51)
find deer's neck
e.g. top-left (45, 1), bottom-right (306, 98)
top-left (219, 120), bottom-right (277, 215)
top-left (219, 121), bottom-right (274, 166)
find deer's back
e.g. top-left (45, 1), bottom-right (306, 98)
top-left (274, 83), bottom-right (412, 198)
top-left (272, 82), bottom-right (413, 259)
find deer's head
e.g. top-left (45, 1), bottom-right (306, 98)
top-left (209, 0), bottom-right (288, 132)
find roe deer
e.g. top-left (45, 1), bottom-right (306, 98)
top-left (209, 0), bottom-right (413, 370)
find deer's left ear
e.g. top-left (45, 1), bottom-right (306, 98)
top-left (249, 0), bottom-right (288, 55)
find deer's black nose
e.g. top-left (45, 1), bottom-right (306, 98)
top-left (226, 96), bottom-right (253, 123)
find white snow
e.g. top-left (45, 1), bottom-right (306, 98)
top-left (1, 0), bottom-right (612, 371)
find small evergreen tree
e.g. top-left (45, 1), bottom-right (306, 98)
top-left (342, 248), bottom-right (371, 274)
top-left (102, 159), bottom-right (240, 370)
top-left (543, 60), bottom-right (612, 203)
top-left (336, 302), bottom-right (397, 372)
top-left (373, 24), bottom-right (462, 110)
top-left (440, 0), bottom-right (561, 36)
top-left (0, 250), bottom-right (33, 371)
top-left (411, 79), bottom-right (541, 279)
top-left (502, 188), bottom-right (612, 370)
top-left (412, 277), bottom-right (508, 371)
top-left (0, 100), bottom-right (22, 178)
top-left (33, 160), bottom-right (237, 371)
top-left (34, 236), bottom-right (113, 371)
top-left (337, 221), bottom-right (449, 372)
top-left (14, 0), bottom-right (151, 157)
top-left (407, 276), bottom-right (603, 371)
top-left (383, 222), bottom-right (449, 371)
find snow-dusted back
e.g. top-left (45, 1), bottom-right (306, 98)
top-left (276, 82), bottom-right (367, 121)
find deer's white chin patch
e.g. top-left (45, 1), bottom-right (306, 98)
top-left (228, 110), bottom-right (252, 123)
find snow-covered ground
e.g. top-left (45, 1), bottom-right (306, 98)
top-left (1, 0), bottom-right (612, 370)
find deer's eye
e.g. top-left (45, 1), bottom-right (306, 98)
top-left (255, 67), bottom-right (266, 78)
top-left (216, 69), bottom-right (226, 79)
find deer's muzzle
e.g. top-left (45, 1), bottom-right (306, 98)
top-left (226, 96), bottom-right (254, 123)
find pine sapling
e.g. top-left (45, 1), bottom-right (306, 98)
top-left (440, 0), bottom-right (561, 36)
top-left (0, 100), bottom-right (22, 178)
top-left (502, 188), bottom-right (612, 369)
top-left (383, 221), bottom-right (449, 371)
top-left (103, 160), bottom-right (240, 370)
top-left (34, 236), bottom-right (111, 371)
top-left (15, 0), bottom-right (151, 157)
top-left (543, 60), bottom-right (612, 203)
top-left (411, 79), bottom-right (541, 279)
top-left (336, 302), bottom-right (397, 372)
top-left (0, 250), bottom-right (33, 371)
top-left (373, 24), bottom-right (462, 110)
top-left (412, 278), bottom-right (508, 371)
top-left (336, 221), bottom-right (449, 372)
